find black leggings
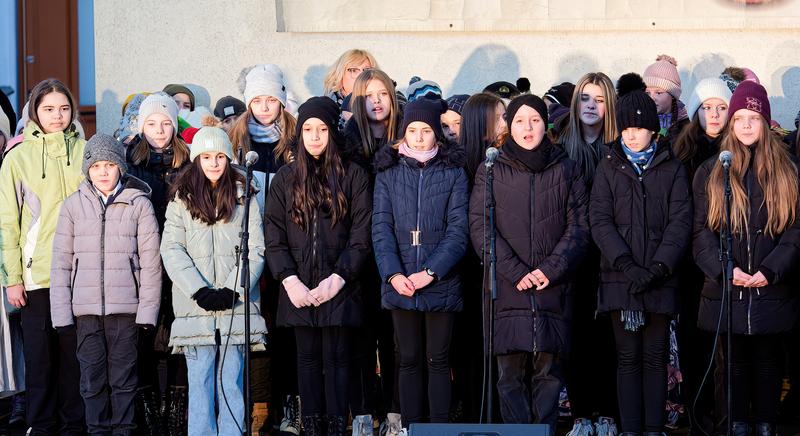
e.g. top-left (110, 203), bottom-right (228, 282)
top-left (611, 312), bottom-right (670, 433)
top-left (392, 310), bottom-right (454, 426)
top-left (726, 333), bottom-right (783, 424)
top-left (294, 326), bottom-right (351, 417)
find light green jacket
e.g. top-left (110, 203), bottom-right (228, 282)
top-left (160, 184), bottom-right (267, 353)
top-left (0, 122), bottom-right (85, 290)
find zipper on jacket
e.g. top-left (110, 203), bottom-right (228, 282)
top-left (414, 168), bottom-right (423, 310)
top-left (529, 174), bottom-right (537, 352)
top-left (26, 259), bottom-right (32, 269)
top-left (639, 174), bottom-right (648, 264)
top-left (129, 258), bottom-right (139, 298)
top-left (311, 209), bottom-right (319, 287)
top-left (100, 202), bottom-right (107, 316)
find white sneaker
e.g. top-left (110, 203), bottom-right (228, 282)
top-left (352, 414), bottom-right (374, 436)
top-left (594, 416), bottom-right (618, 436)
top-left (567, 418), bottom-right (595, 436)
top-left (380, 413), bottom-right (402, 436)
top-left (279, 395), bottom-right (301, 436)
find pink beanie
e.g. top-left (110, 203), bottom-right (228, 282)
top-left (643, 55), bottom-right (682, 100)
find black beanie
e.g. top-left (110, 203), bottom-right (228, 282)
top-left (615, 89), bottom-right (660, 133)
top-left (544, 82), bottom-right (575, 107)
top-left (401, 97), bottom-right (448, 140)
top-left (213, 95), bottom-right (246, 120)
top-left (295, 96), bottom-right (341, 139)
top-left (505, 94), bottom-right (548, 128)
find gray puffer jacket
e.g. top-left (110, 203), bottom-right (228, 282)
top-left (50, 175), bottom-right (162, 327)
top-left (160, 182), bottom-right (267, 353)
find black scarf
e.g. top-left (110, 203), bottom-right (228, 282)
top-left (502, 135), bottom-right (553, 173)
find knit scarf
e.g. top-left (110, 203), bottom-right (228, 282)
top-left (621, 139), bottom-right (657, 175)
top-left (248, 117), bottom-right (281, 144)
top-left (502, 136), bottom-right (552, 173)
top-left (398, 141), bottom-right (438, 164)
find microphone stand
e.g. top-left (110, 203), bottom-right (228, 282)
top-left (484, 159), bottom-right (497, 423)
top-left (237, 163), bottom-right (255, 436)
top-left (721, 161), bottom-right (734, 436)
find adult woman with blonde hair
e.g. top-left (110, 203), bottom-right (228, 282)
top-left (556, 72), bottom-right (618, 182)
top-left (323, 49), bottom-right (379, 108)
top-left (693, 81), bottom-right (800, 436)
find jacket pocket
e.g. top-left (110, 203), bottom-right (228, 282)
top-left (71, 258), bottom-right (80, 289)
top-left (129, 258), bottom-right (140, 298)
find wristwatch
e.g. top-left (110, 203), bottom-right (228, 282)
top-left (424, 268), bottom-right (437, 279)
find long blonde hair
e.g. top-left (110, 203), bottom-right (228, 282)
top-left (322, 49), bottom-right (378, 96)
top-left (706, 118), bottom-right (798, 237)
top-left (228, 108), bottom-right (296, 163)
top-left (350, 69), bottom-right (399, 158)
top-left (557, 72), bottom-right (617, 180)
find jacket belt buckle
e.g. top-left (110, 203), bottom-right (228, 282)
top-left (410, 230), bottom-right (422, 246)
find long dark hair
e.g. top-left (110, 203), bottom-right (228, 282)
top-left (290, 136), bottom-right (349, 232)
top-left (459, 92), bottom-right (503, 180)
top-left (169, 156), bottom-right (245, 225)
top-left (350, 69), bottom-right (400, 158)
top-left (672, 112), bottom-right (707, 163)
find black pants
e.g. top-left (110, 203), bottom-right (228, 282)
top-left (21, 289), bottom-right (85, 436)
top-left (294, 326), bottom-right (351, 417)
top-left (611, 312), bottom-right (670, 433)
top-left (496, 351), bottom-right (562, 434)
top-left (76, 315), bottom-right (138, 435)
top-left (725, 333), bottom-right (783, 424)
top-left (391, 310), bottom-right (454, 426)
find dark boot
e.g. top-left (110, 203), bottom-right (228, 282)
top-left (301, 415), bottom-right (325, 436)
top-left (326, 415), bottom-right (347, 436)
top-left (167, 386), bottom-right (188, 436)
top-left (158, 390), bottom-right (169, 435)
top-left (134, 386), bottom-right (162, 436)
top-left (619, 433), bottom-right (640, 436)
top-left (732, 422), bottom-right (750, 436)
top-left (643, 432), bottom-right (664, 436)
top-left (755, 423), bottom-right (774, 436)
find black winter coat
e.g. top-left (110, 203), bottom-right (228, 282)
top-left (468, 145), bottom-right (589, 355)
top-left (125, 144), bottom-right (185, 232)
top-left (250, 139), bottom-right (286, 175)
top-left (590, 140), bottom-right (692, 316)
top-left (693, 155), bottom-right (800, 334)
top-left (265, 160), bottom-right (372, 328)
top-left (372, 143), bottom-right (469, 312)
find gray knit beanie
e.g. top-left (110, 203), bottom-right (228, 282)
top-left (82, 133), bottom-right (128, 177)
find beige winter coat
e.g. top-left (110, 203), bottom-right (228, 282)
top-left (50, 176), bottom-right (162, 327)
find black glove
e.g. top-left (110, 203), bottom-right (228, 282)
top-left (648, 262), bottom-right (670, 287)
top-left (215, 288), bottom-right (240, 310)
top-left (56, 324), bottom-right (76, 335)
top-left (193, 287), bottom-right (219, 311)
top-left (616, 255), bottom-right (654, 293)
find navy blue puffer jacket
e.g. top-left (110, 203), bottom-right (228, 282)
top-left (372, 142), bottom-right (469, 312)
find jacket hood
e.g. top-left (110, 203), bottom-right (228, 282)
top-left (78, 174), bottom-right (153, 204)
top-left (497, 136), bottom-right (567, 172)
top-left (373, 138), bottom-right (466, 172)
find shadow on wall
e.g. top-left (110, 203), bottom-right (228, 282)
top-left (450, 44), bottom-right (520, 95)
top-left (98, 89), bottom-right (120, 137)
top-left (771, 66), bottom-right (800, 128)
top-left (304, 64), bottom-right (328, 97)
top-left (554, 53), bottom-right (600, 86)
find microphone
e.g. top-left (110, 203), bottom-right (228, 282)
top-left (719, 150), bottom-right (732, 169)
top-left (485, 147), bottom-right (499, 168)
top-left (245, 151), bottom-right (260, 168)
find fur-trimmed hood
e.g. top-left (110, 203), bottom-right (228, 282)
top-left (373, 138), bottom-right (465, 172)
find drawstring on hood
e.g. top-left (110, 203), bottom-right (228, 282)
top-left (32, 124), bottom-right (76, 179)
